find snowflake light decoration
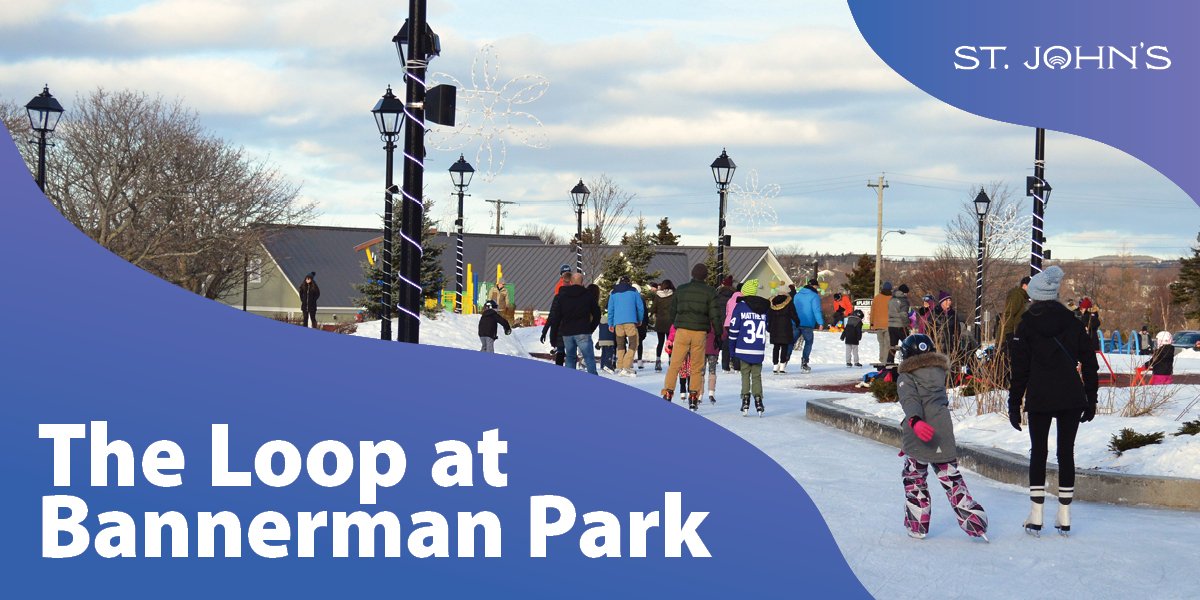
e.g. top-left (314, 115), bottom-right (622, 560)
top-left (428, 44), bottom-right (549, 181)
top-left (729, 170), bottom-right (780, 231)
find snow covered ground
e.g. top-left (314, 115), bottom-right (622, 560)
top-left (361, 314), bottom-right (1200, 598)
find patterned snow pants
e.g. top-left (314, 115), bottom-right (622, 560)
top-left (903, 457), bottom-right (988, 538)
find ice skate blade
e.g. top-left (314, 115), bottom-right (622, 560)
top-left (977, 534), bottom-right (990, 543)
top-left (1024, 525), bottom-right (1042, 538)
top-left (1055, 526), bottom-right (1070, 536)
top-left (757, 410), bottom-right (764, 417)
top-left (740, 409), bottom-right (748, 417)
top-left (907, 531), bottom-right (926, 540)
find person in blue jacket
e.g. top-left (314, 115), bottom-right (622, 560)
top-left (792, 278), bottom-right (825, 373)
top-left (728, 279), bottom-right (770, 416)
top-left (607, 275), bottom-right (646, 377)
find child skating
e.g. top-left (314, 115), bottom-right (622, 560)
top-left (896, 333), bottom-right (988, 541)
top-left (727, 280), bottom-right (769, 416)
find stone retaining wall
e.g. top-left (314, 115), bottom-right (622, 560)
top-left (806, 397), bottom-right (1200, 511)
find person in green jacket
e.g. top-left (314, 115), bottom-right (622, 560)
top-left (996, 275), bottom-right (1030, 382)
top-left (662, 264), bottom-right (723, 409)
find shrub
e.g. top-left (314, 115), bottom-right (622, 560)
top-left (871, 379), bottom-right (898, 403)
top-left (1175, 419), bottom-right (1200, 437)
top-left (1108, 428), bottom-right (1165, 456)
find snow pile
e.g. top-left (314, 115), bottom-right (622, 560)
top-left (353, 313), bottom-right (533, 357)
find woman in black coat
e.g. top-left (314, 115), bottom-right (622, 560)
top-left (298, 272), bottom-right (320, 328)
top-left (767, 293), bottom-right (801, 373)
top-left (1008, 267), bottom-right (1099, 536)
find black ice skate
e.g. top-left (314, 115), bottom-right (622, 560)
top-left (740, 395), bottom-right (750, 417)
top-left (754, 395), bottom-right (765, 417)
top-left (688, 391), bottom-right (700, 412)
top-left (661, 388), bottom-right (674, 402)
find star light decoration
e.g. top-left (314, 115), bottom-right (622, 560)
top-left (428, 44), bottom-right (549, 182)
top-left (728, 170), bottom-right (780, 231)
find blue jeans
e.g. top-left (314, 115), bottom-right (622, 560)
top-left (563, 334), bottom-right (597, 375)
top-left (799, 327), bottom-right (815, 364)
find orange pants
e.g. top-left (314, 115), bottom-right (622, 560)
top-left (664, 328), bottom-right (707, 392)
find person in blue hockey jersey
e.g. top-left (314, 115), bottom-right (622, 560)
top-left (727, 279), bottom-right (771, 416)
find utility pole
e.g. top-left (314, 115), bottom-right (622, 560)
top-left (484, 199), bottom-right (517, 235)
top-left (867, 174), bottom-right (889, 297)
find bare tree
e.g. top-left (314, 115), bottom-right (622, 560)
top-left (4, 88), bottom-right (312, 299)
top-left (517, 223), bottom-right (565, 245)
top-left (940, 181), bottom-right (1029, 319)
top-left (583, 173), bottom-right (634, 245)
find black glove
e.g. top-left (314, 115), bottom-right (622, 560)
top-left (504, 328), bottom-right (512, 336)
top-left (1008, 407), bottom-right (1022, 431)
top-left (1081, 403), bottom-right (1096, 423)
top-left (540, 332), bottom-right (547, 344)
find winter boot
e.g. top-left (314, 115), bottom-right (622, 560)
top-left (754, 395), bottom-right (765, 417)
top-left (655, 359), bottom-right (662, 372)
top-left (661, 388), bottom-right (674, 402)
top-left (1024, 486), bottom-right (1045, 536)
top-left (1056, 487), bottom-right (1073, 535)
top-left (740, 395), bottom-right (751, 417)
top-left (688, 391), bottom-right (701, 412)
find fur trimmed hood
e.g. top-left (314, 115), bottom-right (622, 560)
top-left (769, 294), bottom-right (792, 310)
top-left (656, 289), bottom-right (673, 298)
top-left (899, 352), bottom-right (950, 374)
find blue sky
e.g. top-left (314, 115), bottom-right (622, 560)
top-left (1, 0), bottom-right (1196, 259)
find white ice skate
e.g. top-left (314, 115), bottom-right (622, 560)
top-left (1055, 504), bottom-right (1071, 536)
top-left (1023, 500), bottom-right (1044, 537)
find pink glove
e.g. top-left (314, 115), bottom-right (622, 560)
top-left (911, 418), bottom-right (935, 443)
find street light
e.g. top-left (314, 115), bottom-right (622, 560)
top-left (570, 179), bottom-right (590, 273)
top-left (973, 188), bottom-right (992, 342)
top-left (710, 149), bottom-right (736, 281)
top-left (1026, 168), bottom-right (1052, 276)
top-left (372, 85), bottom-right (404, 341)
top-left (878, 229), bottom-right (906, 285)
top-left (449, 154), bottom-right (475, 313)
top-left (25, 85), bottom-right (65, 192)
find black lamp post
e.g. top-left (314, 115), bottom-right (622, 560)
top-left (570, 179), bottom-right (590, 273)
top-left (449, 154), bottom-right (475, 313)
top-left (1027, 128), bottom-right (1052, 276)
top-left (710, 149), bottom-right (736, 281)
top-left (25, 85), bottom-right (65, 192)
top-left (372, 86), bottom-right (404, 341)
top-left (973, 188), bottom-right (992, 342)
top-left (392, 8), bottom-right (443, 344)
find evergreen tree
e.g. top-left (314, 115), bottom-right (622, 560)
top-left (652, 217), bottom-right (680, 246)
top-left (624, 217), bottom-right (661, 286)
top-left (353, 198), bottom-right (445, 320)
top-left (598, 250), bottom-right (631, 307)
top-left (1170, 236), bottom-right (1200, 323)
top-left (703, 243), bottom-right (719, 287)
top-left (420, 198), bottom-right (444, 318)
top-left (842, 254), bottom-right (876, 299)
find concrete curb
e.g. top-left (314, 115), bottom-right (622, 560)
top-left (806, 397), bottom-right (1200, 512)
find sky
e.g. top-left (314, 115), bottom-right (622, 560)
top-left (1, 0), bottom-right (1197, 260)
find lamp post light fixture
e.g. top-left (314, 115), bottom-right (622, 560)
top-left (570, 179), bottom-right (590, 273)
top-left (973, 188), bottom-right (992, 342)
top-left (710, 149), bottom-right (736, 281)
top-left (1027, 128), bottom-right (1053, 276)
top-left (878, 229), bottom-right (906, 285)
top-left (449, 154), bottom-right (475, 313)
top-left (25, 85), bottom-right (65, 192)
top-left (372, 85), bottom-right (405, 341)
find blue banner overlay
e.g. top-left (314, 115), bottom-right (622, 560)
top-left (849, 0), bottom-right (1200, 205)
top-left (0, 129), bottom-right (869, 596)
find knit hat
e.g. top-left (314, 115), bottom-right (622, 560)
top-left (897, 283), bottom-right (909, 294)
top-left (882, 281), bottom-right (893, 292)
top-left (1027, 266), bottom-right (1064, 301)
top-left (922, 294), bottom-right (934, 303)
top-left (722, 275), bottom-right (734, 287)
top-left (1155, 331), bottom-right (1174, 346)
top-left (741, 279), bottom-right (759, 297)
top-left (937, 290), bottom-right (952, 303)
top-left (807, 278), bottom-right (818, 287)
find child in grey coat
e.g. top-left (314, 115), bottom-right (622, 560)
top-left (897, 333), bottom-right (988, 541)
